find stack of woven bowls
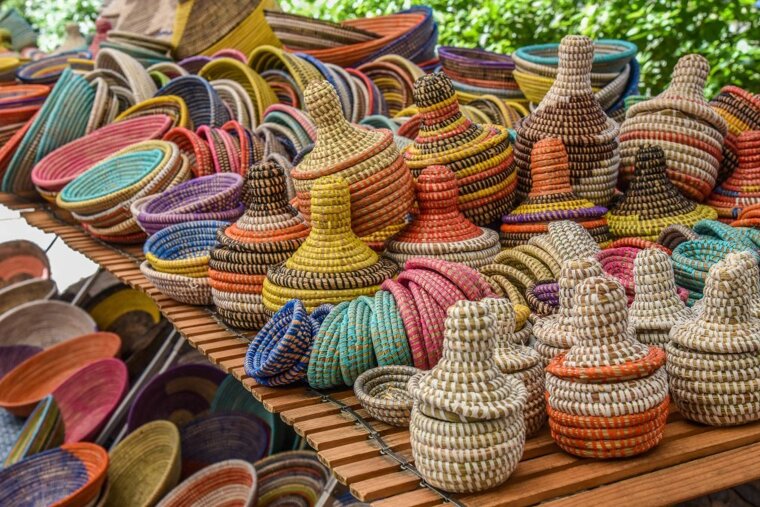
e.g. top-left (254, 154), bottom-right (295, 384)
top-left (501, 137), bottom-right (611, 247)
top-left (254, 451), bottom-right (329, 506)
top-left (628, 248), bottom-right (692, 345)
top-left (56, 140), bottom-right (190, 243)
top-left (210, 162), bottom-right (310, 330)
top-left (141, 220), bottom-right (227, 305)
top-left (403, 72), bottom-right (517, 226)
top-left (485, 298), bottom-right (546, 436)
top-left (438, 46), bottom-right (523, 101)
top-left (514, 35), bottom-right (620, 206)
top-left (606, 145), bottom-right (717, 241)
top-left (546, 276), bottom-right (669, 458)
top-left (619, 54), bottom-right (728, 201)
top-left (667, 253), bottom-right (760, 426)
top-left (0, 84), bottom-right (48, 146)
top-left (709, 86), bottom-right (760, 184)
top-left (262, 175), bottom-right (398, 313)
top-left (291, 80), bottom-right (414, 243)
top-left (384, 165), bottom-right (500, 269)
top-left (671, 238), bottom-right (746, 306)
top-left (533, 257), bottom-right (604, 366)
top-left (407, 300), bottom-right (526, 493)
top-left (706, 131), bottom-right (760, 221)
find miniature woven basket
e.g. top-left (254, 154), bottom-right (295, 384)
top-left (354, 365), bottom-right (420, 427)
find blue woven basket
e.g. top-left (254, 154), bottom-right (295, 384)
top-left (156, 75), bottom-right (231, 128)
top-left (144, 220), bottom-right (228, 266)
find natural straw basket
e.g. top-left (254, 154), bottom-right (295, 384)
top-left (156, 459), bottom-right (257, 507)
top-left (354, 365), bottom-right (420, 426)
top-left (254, 451), bottom-right (329, 507)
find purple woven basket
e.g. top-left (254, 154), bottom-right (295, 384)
top-left (126, 363), bottom-right (226, 432)
top-left (179, 412), bottom-right (271, 479)
top-left (0, 345), bottom-right (41, 380)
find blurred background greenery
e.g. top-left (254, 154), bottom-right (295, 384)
top-left (5, 0), bottom-right (758, 96)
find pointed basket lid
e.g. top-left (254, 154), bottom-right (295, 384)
top-left (629, 248), bottom-right (692, 330)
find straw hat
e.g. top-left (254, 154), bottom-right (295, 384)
top-left (667, 257), bottom-right (760, 426)
top-left (210, 161), bottom-right (309, 330)
top-left (620, 54), bottom-right (728, 201)
top-left (484, 298), bottom-right (546, 437)
top-left (546, 276), bottom-right (669, 458)
top-left (707, 131), bottom-right (760, 221)
top-left (385, 165), bottom-right (499, 269)
top-left (291, 79), bottom-right (414, 237)
top-left (514, 35), bottom-right (620, 206)
top-left (547, 220), bottom-right (601, 264)
top-left (709, 86), bottom-right (760, 185)
top-left (403, 72), bottom-right (518, 226)
top-left (607, 145), bottom-right (717, 241)
top-left (407, 300), bottom-right (526, 493)
top-left (502, 137), bottom-right (610, 247)
top-left (533, 257), bottom-right (604, 365)
top-left (262, 175), bottom-right (399, 313)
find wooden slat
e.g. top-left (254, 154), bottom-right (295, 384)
top-left (371, 487), bottom-right (441, 507)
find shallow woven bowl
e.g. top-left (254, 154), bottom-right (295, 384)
top-left (354, 365), bottom-right (419, 427)
top-left (156, 459), bottom-right (257, 507)
top-left (107, 420), bottom-right (181, 507)
top-left (0, 344), bottom-right (41, 380)
top-left (3, 395), bottom-right (64, 467)
top-left (0, 299), bottom-right (97, 347)
top-left (126, 363), bottom-right (226, 431)
top-left (0, 442), bottom-right (108, 507)
top-left (53, 358), bottom-right (129, 443)
top-left (254, 451), bottom-right (329, 507)
top-left (0, 240), bottom-right (50, 288)
top-left (0, 332), bottom-right (121, 416)
top-left (0, 278), bottom-right (57, 315)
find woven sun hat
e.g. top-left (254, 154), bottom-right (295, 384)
top-left (31, 114), bottom-right (173, 196)
top-left (254, 451), bottom-right (329, 507)
top-left (156, 459), bottom-right (257, 507)
top-left (709, 86), bottom-right (760, 185)
top-left (407, 300), bottom-right (526, 493)
top-left (290, 79), bottom-right (414, 237)
top-left (403, 72), bottom-right (518, 226)
top-left (0, 443), bottom-right (108, 507)
top-left (620, 54), bottom-right (727, 201)
top-left (628, 248), bottom-right (692, 345)
top-left (107, 420), bottom-right (181, 507)
top-left (707, 131), bottom-right (760, 221)
top-left (514, 35), bottom-right (620, 207)
top-left (606, 145), bottom-right (717, 241)
top-left (484, 298), bottom-right (546, 437)
top-left (547, 220), bottom-right (601, 264)
top-left (133, 173), bottom-right (245, 235)
top-left (3, 395), bottom-right (64, 467)
top-left (0, 344), bottom-right (41, 380)
top-left (52, 358), bottom-right (128, 443)
top-left (210, 161), bottom-right (310, 330)
top-left (0, 300), bottom-right (96, 348)
top-left (354, 365), bottom-right (420, 427)
top-left (126, 363), bottom-right (226, 432)
top-left (262, 175), bottom-right (398, 313)
top-left (502, 137), bottom-right (611, 247)
top-left (384, 165), bottom-right (499, 269)
top-left (0, 239), bottom-right (50, 287)
top-left (533, 257), bottom-right (604, 366)
top-left (667, 256), bottom-right (760, 426)
top-left (657, 224), bottom-right (699, 251)
top-left (0, 332), bottom-right (120, 417)
top-left (545, 276), bottom-right (669, 458)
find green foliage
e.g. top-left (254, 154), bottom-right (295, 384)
top-left (3, 0), bottom-right (100, 51)
top-left (282, 0), bottom-right (760, 96)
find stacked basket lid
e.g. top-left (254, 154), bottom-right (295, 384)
top-left (210, 161), bottom-right (310, 330)
top-left (546, 276), bottom-right (670, 458)
top-left (667, 252), bottom-right (760, 426)
top-left (56, 140), bottom-right (190, 243)
top-left (619, 54), bottom-right (728, 201)
top-left (438, 46), bottom-right (523, 100)
top-left (606, 145), bottom-right (717, 240)
top-left (384, 165), bottom-right (500, 269)
top-left (261, 175), bottom-right (399, 313)
top-left (514, 35), bottom-right (620, 206)
top-left (403, 72), bottom-right (518, 225)
top-left (709, 86), bottom-right (760, 184)
top-left (706, 131), bottom-right (760, 221)
top-left (407, 300), bottom-right (526, 493)
top-left (501, 137), bottom-right (610, 247)
top-left (291, 79), bottom-right (414, 239)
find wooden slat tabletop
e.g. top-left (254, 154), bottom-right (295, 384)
top-left (4, 191), bottom-right (760, 507)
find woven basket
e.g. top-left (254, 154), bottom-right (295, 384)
top-left (709, 86), bottom-right (760, 186)
top-left (116, 96), bottom-right (190, 129)
top-left (0, 239), bottom-right (50, 288)
top-left (0, 344), bottom-right (41, 380)
top-left (3, 395), bottom-right (64, 467)
top-left (95, 47), bottom-right (157, 102)
top-left (706, 131), bottom-right (760, 220)
top-left (156, 459), bottom-right (257, 507)
top-left (0, 300), bottom-right (97, 348)
top-left (156, 75), bottom-right (231, 128)
top-left (254, 451), bottom-right (329, 506)
top-left (354, 365), bottom-right (420, 427)
top-left (107, 420), bottom-right (181, 507)
top-left (0, 277), bottom-right (56, 316)
top-left (14, 51), bottom-right (89, 84)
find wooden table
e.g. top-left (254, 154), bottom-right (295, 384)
top-left (4, 191), bottom-right (760, 507)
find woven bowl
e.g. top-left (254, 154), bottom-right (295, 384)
top-left (0, 344), bottom-right (41, 380)
top-left (254, 451), bottom-right (329, 507)
top-left (354, 365), bottom-right (420, 427)
top-left (144, 220), bottom-right (226, 275)
top-left (0, 240), bottom-right (50, 287)
top-left (0, 442), bottom-right (108, 507)
top-left (53, 358), bottom-right (128, 443)
top-left (179, 412), bottom-right (271, 478)
top-left (3, 395), bottom-right (64, 467)
top-left (0, 278), bottom-right (57, 315)
top-left (0, 332), bottom-right (121, 416)
top-left (127, 363), bottom-right (226, 432)
top-left (107, 420), bottom-right (181, 507)
top-left (156, 75), bottom-right (231, 128)
top-left (156, 459), bottom-right (257, 507)
top-left (0, 300), bottom-right (97, 347)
